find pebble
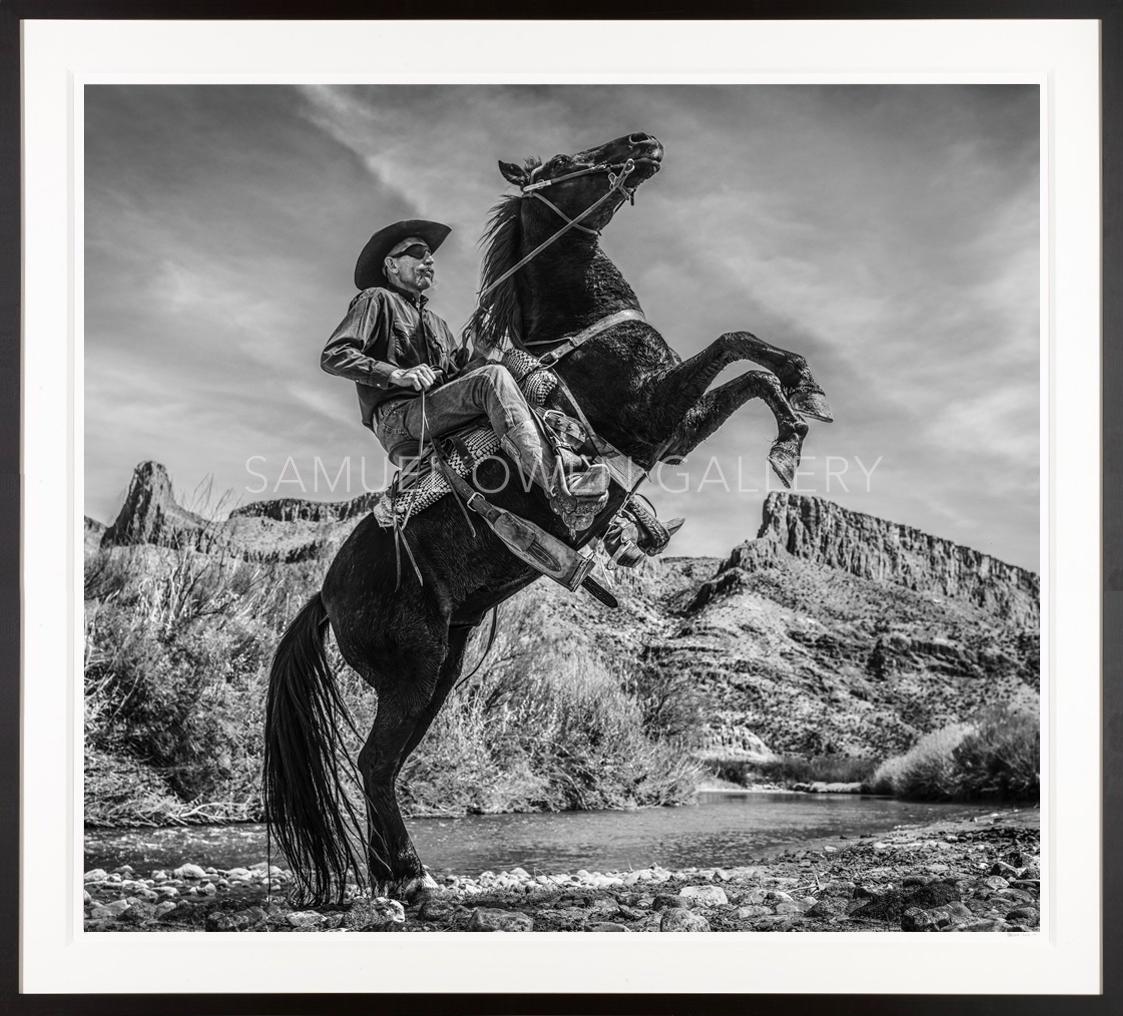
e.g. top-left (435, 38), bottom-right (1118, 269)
top-left (659, 908), bottom-right (710, 932)
top-left (468, 908), bottom-right (533, 932)
top-left (174, 863), bottom-right (207, 880)
top-left (678, 885), bottom-right (728, 907)
top-left (83, 869), bottom-right (107, 884)
top-left (287, 910), bottom-right (327, 929)
top-left (343, 898), bottom-right (405, 931)
top-left (653, 893), bottom-right (688, 911)
top-left (587, 922), bottom-right (628, 932)
top-left (734, 905), bottom-right (772, 919)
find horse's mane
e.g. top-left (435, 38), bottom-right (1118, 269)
top-left (463, 157), bottom-right (541, 353)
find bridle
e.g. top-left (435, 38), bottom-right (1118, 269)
top-left (476, 158), bottom-right (645, 301)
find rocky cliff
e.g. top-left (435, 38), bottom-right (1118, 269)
top-left (754, 493), bottom-right (1039, 626)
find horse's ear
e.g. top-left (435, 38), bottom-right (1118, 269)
top-left (498, 160), bottom-right (529, 187)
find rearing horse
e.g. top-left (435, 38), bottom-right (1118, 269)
top-left (264, 131), bottom-right (831, 904)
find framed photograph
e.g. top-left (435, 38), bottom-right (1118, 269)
top-left (9, 9), bottom-right (1114, 1010)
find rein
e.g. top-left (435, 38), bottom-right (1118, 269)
top-left (476, 159), bottom-right (636, 302)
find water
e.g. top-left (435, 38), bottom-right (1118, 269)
top-left (84, 793), bottom-right (996, 877)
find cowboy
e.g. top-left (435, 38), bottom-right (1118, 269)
top-left (321, 219), bottom-right (605, 526)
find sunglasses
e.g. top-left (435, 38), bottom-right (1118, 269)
top-left (390, 243), bottom-right (432, 261)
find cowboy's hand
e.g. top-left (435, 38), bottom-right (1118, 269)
top-left (390, 365), bottom-right (438, 391)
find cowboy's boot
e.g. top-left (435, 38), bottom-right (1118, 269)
top-left (501, 421), bottom-right (601, 531)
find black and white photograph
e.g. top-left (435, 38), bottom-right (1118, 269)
top-left (77, 80), bottom-right (1045, 938)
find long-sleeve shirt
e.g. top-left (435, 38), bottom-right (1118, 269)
top-left (321, 286), bottom-right (470, 430)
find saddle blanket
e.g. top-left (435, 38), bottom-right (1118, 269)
top-left (372, 348), bottom-right (562, 528)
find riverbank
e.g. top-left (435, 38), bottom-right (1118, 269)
top-left (83, 807), bottom-right (1039, 933)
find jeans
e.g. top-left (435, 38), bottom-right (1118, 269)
top-left (375, 363), bottom-right (553, 485)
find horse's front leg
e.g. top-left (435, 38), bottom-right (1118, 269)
top-left (662, 370), bottom-right (809, 487)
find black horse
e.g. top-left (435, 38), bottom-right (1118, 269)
top-left (264, 131), bottom-right (831, 904)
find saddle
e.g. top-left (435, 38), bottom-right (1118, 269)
top-left (372, 348), bottom-right (606, 530)
top-left (372, 348), bottom-right (683, 601)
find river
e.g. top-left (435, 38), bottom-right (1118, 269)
top-left (84, 792), bottom-right (999, 876)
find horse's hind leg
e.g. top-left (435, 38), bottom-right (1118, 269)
top-left (648, 331), bottom-right (832, 435)
top-left (723, 332), bottom-right (832, 422)
top-left (353, 643), bottom-right (449, 897)
top-left (663, 370), bottom-right (810, 487)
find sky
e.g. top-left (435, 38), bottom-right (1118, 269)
top-left (84, 84), bottom-right (1040, 569)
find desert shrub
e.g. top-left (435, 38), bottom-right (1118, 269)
top-left (865, 702), bottom-right (1039, 801)
top-left (708, 754), bottom-right (877, 787)
top-left (399, 637), bottom-right (700, 815)
top-left (84, 542), bottom-right (322, 824)
top-left (952, 703), bottom-right (1039, 800)
top-left (866, 723), bottom-right (973, 799)
top-left (756, 754), bottom-right (878, 786)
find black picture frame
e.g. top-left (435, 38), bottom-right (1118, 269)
top-left (2, 2), bottom-right (1118, 1013)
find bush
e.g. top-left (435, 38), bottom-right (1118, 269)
top-left (399, 625), bottom-right (701, 815)
top-left (865, 702), bottom-right (1038, 801)
top-left (953, 703), bottom-right (1040, 800)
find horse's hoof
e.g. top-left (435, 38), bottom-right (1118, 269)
top-left (768, 431), bottom-right (806, 489)
top-left (396, 872), bottom-right (440, 902)
top-left (788, 386), bottom-right (834, 423)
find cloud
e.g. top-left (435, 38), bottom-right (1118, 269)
top-left (84, 84), bottom-right (1040, 569)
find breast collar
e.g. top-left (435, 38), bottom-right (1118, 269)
top-left (522, 308), bottom-right (646, 368)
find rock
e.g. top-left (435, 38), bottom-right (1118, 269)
top-left (589, 897), bottom-right (621, 918)
top-left (287, 910), bottom-right (327, 929)
top-left (957, 917), bottom-right (1011, 932)
top-left (653, 894), bottom-right (688, 910)
top-left (734, 905), bottom-right (772, 919)
top-left (659, 908), bottom-right (710, 932)
top-left (83, 890), bottom-right (91, 905)
top-left (119, 900), bottom-right (157, 925)
top-left (467, 908), bottom-right (533, 932)
top-left (1006, 907), bottom-right (1039, 925)
top-left (157, 886), bottom-right (179, 898)
top-left (806, 896), bottom-right (850, 918)
top-left (200, 882), bottom-right (218, 896)
top-left (742, 888), bottom-right (768, 905)
top-left (713, 869), bottom-right (732, 881)
top-left (155, 901), bottom-right (177, 917)
top-left (990, 861), bottom-right (1020, 877)
top-left (102, 899), bottom-right (131, 917)
top-left (901, 902), bottom-right (973, 932)
top-left (510, 867), bottom-right (530, 880)
top-left (206, 907), bottom-right (266, 932)
top-left (418, 898), bottom-right (457, 922)
top-left (83, 869), bottom-right (107, 883)
top-left (983, 876), bottom-right (1009, 891)
top-left (174, 863), bottom-right (207, 880)
top-left (587, 922), bottom-right (628, 932)
top-left (774, 901), bottom-right (802, 915)
top-left (343, 898), bottom-right (406, 931)
top-left (679, 885), bottom-right (728, 908)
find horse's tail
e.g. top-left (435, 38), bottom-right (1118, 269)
top-left (263, 592), bottom-right (366, 905)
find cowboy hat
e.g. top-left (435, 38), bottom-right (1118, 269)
top-left (354, 219), bottom-right (452, 290)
